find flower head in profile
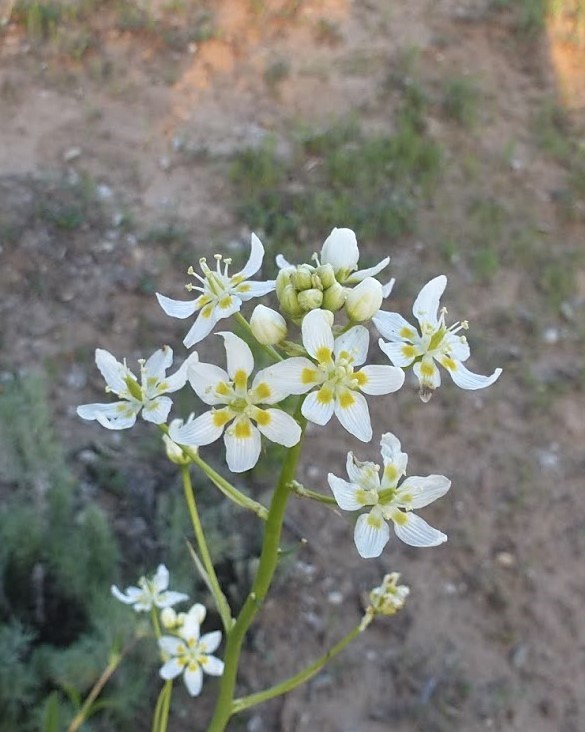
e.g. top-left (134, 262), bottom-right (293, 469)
top-left (111, 565), bottom-right (189, 612)
top-left (169, 332), bottom-right (301, 473)
top-left (157, 233), bottom-right (275, 348)
top-left (159, 603), bottom-right (224, 697)
top-left (369, 572), bottom-right (410, 616)
top-left (77, 347), bottom-right (197, 429)
top-left (328, 432), bottom-right (451, 558)
top-left (264, 309), bottom-right (404, 442)
top-left (374, 275), bottom-right (502, 402)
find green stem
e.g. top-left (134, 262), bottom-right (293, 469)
top-left (207, 408), bottom-right (307, 732)
top-left (290, 480), bottom-right (338, 506)
top-left (235, 312), bottom-right (283, 362)
top-left (67, 648), bottom-right (125, 732)
top-left (181, 465), bottom-right (232, 632)
top-left (232, 614), bottom-right (373, 714)
top-left (151, 607), bottom-right (161, 639)
top-left (151, 681), bottom-right (173, 732)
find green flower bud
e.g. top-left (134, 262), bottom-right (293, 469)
top-left (345, 277), bottom-right (383, 322)
top-left (276, 268), bottom-right (293, 299)
top-left (321, 281), bottom-right (347, 312)
top-left (315, 263), bottom-right (336, 289)
top-left (291, 265), bottom-right (314, 291)
top-left (279, 283), bottom-right (304, 318)
top-left (298, 287), bottom-right (323, 311)
top-left (250, 305), bottom-right (287, 345)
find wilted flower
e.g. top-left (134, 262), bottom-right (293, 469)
top-left (157, 234), bottom-right (275, 348)
top-left (159, 603), bottom-right (224, 696)
top-left (328, 432), bottom-right (450, 558)
top-left (250, 304), bottom-right (287, 345)
top-left (111, 565), bottom-right (189, 612)
top-left (374, 275), bottom-right (502, 401)
top-left (77, 347), bottom-right (197, 430)
top-left (369, 572), bottom-right (410, 616)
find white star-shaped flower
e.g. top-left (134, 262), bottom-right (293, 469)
top-left (169, 332), bottom-right (302, 473)
top-left (157, 233), bottom-right (275, 348)
top-left (374, 275), bottom-right (502, 401)
top-left (264, 309), bottom-right (404, 442)
top-left (77, 347), bottom-right (197, 430)
top-left (328, 432), bottom-right (451, 558)
top-left (159, 603), bottom-right (224, 697)
top-left (111, 565), bottom-right (189, 612)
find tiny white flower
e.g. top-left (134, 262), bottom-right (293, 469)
top-left (169, 332), bottom-right (302, 473)
top-left (250, 304), bottom-right (287, 345)
top-left (77, 347), bottom-right (198, 430)
top-left (374, 275), bottom-right (502, 401)
top-left (157, 233), bottom-right (275, 348)
top-left (328, 432), bottom-right (451, 558)
top-left (345, 277), bottom-right (383, 322)
top-left (163, 414), bottom-right (196, 464)
top-left (369, 572), bottom-right (410, 616)
top-left (264, 309), bottom-right (404, 442)
top-left (111, 564), bottom-right (189, 612)
top-left (159, 604), bottom-right (224, 697)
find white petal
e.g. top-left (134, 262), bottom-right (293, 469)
top-left (183, 309), bottom-right (222, 349)
top-left (378, 339), bottom-right (421, 368)
top-left (159, 636), bottom-right (184, 656)
top-left (111, 584), bottom-right (140, 605)
top-left (164, 352), bottom-right (200, 393)
top-left (373, 311), bottom-right (419, 342)
top-left (392, 511), bottom-right (447, 547)
top-left (413, 357), bottom-right (441, 389)
top-left (320, 227), bottom-right (359, 272)
top-left (327, 474), bottom-right (364, 511)
top-left (142, 396), bottom-right (172, 424)
top-left (145, 347), bottom-right (173, 379)
top-left (301, 389), bottom-right (335, 425)
top-left (188, 362), bottom-right (230, 405)
top-left (238, 232), bottom-right (265, 279)
top-left (218, 331), bottom-right (254, 380)
top-left (183, 666), bottom-right (203, 696)
top-left (354, 510), bottom-right (390, 558)
top-left (275, 253), bottom-right (292, 269)
top-left (260, 357), bottom-right (320, 396)
top-left (357, 365), bottom-right (405, 395)
top-left (153, 564), bottom-right (170, 592)
top-left (447, 362), bottom-right (502, 390)
top-left (181, 613), bottom-right (202, 641)
top-left (199, 630), bottom-right (222, 655)
top-left (170, 410), bottom-right (229, 447)
top-left (380, 432), bottom-right (406, 465)
top-left (156, 591), bottom-right (190, 608)
top-left (201, 654), bottom-right (224, 677)
top-left (235, 279), bottom-right (276, 300)
top-left (345, 256), bottom-right (390, 283)
top-left (301, 309), bottom-right (334, 360)
top-left (345, 453), bottom-right (380, 490)
top-left (77, 401), bottom-right (129, 422)
top-left (412, 275), bottom-right (447, 329)
top-left (214, 295), bottom-right (243, 321)
top-left (95, 349), bottom-right (128, 394)
top-left (334, 390), bottom-right (372, 442)
top-left (160, 658), bottom-right (185, 681)
top-left (95, 404), bottom-right (139, 430)
top-left (382, 277), bottom-right (396, 298)
top-left (444, 332), bottom-right (470, 362)
top-left (255, 409), bottom-right (301, 447)
top-left (334, 326), bottom-right (369, 366)
top-left (224, 419), bottom-right (261, 472)
top-left (186, 603), bottom-right (207, 626)
top-left (396, 475), bottom-right (451, 509)
top-left (156, 293), bottom-right (199, 319)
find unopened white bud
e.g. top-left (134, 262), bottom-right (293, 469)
top-left (320, 228), bottom-right (359, 278)
top-left (291, 265), bottom-right (314, 291)
top-left (250, 305), bottom-right (287, 345)
top-left (298, 287), bottom-right (323, 311)
top-left (321, 281), bottom-right (346, 312)
top-left (163, 417), bottom-right (195, 465)
top-left (160, 607), bottom-right (178, 629)
top-left (345, 277), bottom-right (383, 322)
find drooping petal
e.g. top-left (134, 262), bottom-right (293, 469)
top-left (301, 309), bottom-right (334, 361)
top-left (412, 275), bottom-right (447, 329)
top-left (345, 256), bottom-right (390, 283)
top-left (156, 590), bottom-right (190, 608)
top-left (199, 630), bottom-right (222, 655)
top-left (357, 365), bottom-right (405, 395)
top-left (445, 361), bottom-right (502, 390)
top-left (354, 510), bottom-right (390, 558)
top-left (183, 665), bottom-right (204, 696)
top-left (327, 474), bottom-right (365, 511)
top-left (234, 280), bottom-right (276, 300)
top-left (183, 308), bottom-right (222, 349)
top-left (254, 408), bottom-right (301, 447)
top-left (77, 401), bottom-right (131, 422)
top-left (95, 404), bottom-right (139, 430)
top-left (142, 396), bottom-right (173, 424)
top-left (188, 362), bottom-right (231, 405)
top-left (153, 564), bottom-right (170, 592)
top-left (334, 389), bottom-right (372, 442)
top-left (169, 410), bottom-right (230, 447)
top-left (392, 511), bottom-right (447, 547)
top-left (275, 253), bottom-right (292, 269)
top-left (320, 228), bottom-right (359, 273)
top-left (334, 326), bottom-right (369, 366)
top-left (301, 388), bottom-right (335, 425)
top-left (218, 332), bottom-right (254, 380)
top-left (95, 349), bottom-right (128, 395)
top-left (238, 232), bottom-right (265, 279)
top-left (373, 311), bottom-right (419, 343)
top-left (144, 347), bottom-right (173, 380)
top-left (156, 293), bottom-right (199, 319)
top-left (378, 338), bottom-right (421, 368)
top-left (224, 418), bottom-right (262, 472)
top-left (345, 453), bottom-right (380, 491)
top-left (160, 658), bottom-right (185, 681)
top-left (396, 475), bottom-right (451, 510)
top-left (382, 277), bottom-right (396, 299)
top-left (158, 636), bottom-right (184, 656)
top-left (201, 655), bottom-right (224, 676)
top-left (260, 357), bottom-right (320, 396)
top-left (111, 584), bottom-right (141, 604)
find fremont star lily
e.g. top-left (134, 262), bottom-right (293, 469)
top-left (265, 309), bottom-right (404, 442)
top-left (374, 275), bottom-right (502, 401)
top-left (157, 233), bottom-right (275, 348)
top-left (77, 347), bottom-right (197, 429)
top-left (111, 564), bottom-right (189, 612)
top-left (169, 332), bottom-right (302, 473)
top-left (159, 603), bottom-right (224, 697)
top-left (328, 432), bottom-right (451, 558)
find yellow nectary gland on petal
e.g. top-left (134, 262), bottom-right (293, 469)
top-left (317, 385), bottom-right (334, 404)
top-left (419, 361), bottom-right (435, 377)
top-left (233, 370), bottom-right (248, 390)
top-left (234, 420), bottom-right (252, 439)
top-left (253, 382), bottom-right (272, 401)
top-left (338, 390), bottom-right (355, 409)
top-left (254, 410), bottom-right (271, 426)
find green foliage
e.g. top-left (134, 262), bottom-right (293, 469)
top-left (229, 95), bottom-right (442, 261)
top-left (442, 76), bottom-right (480, 128)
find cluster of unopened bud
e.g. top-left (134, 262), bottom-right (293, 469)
top-left (276, 263), bottom-right (346, 320)
top-left (369, 572), bottom-right (410, 616)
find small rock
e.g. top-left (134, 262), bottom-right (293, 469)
top-left (97, 183), bottom-right (113, 200)
top-left (327, 590), bottom-right (344, 605)
top-left (78, 449), bottom-right (99, 465)
top-left (495, 551), bottom-right (516, 568)
top-left (63, 147), bottom-right (82, 162)
top-left (543, 327), bottom-right (559, 344)
top-left (560, 301), bottom-right (575, 322)
top-left (159, 156), bottom-right (171, 171)
top-left (510, 643), bottom-right (529, 669)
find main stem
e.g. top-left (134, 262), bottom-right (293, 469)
top-left (207, 411), bottom-right (307, 731)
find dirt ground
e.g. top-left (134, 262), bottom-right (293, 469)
top-left (1, 1), bottom-right (585, 730)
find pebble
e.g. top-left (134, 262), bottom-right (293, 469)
top-left (327, 590), bottom-right (344, 605)
top-left (63, 147), bottom-right (82, 162)
top-left (510, 643), bottom-right (529, 669)
top-left (495, 551), bottom-right (516, 568)
top-left (97, 184), bottom-right (113, 200)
